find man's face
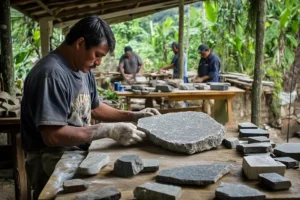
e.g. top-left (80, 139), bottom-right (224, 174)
top-left (199, 50), bottom-right (210, 58)
top-left (172, 46), bottom-right (179, 54)
top-left (74, 37), bottom-right (109, 73)
top-left (125, 51), bottom-right (132, 58)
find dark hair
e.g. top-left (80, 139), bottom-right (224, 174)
top-left (124, 46), bottom-right (133, 52)
top-left (171, 42), bottom-right (179, 49)
top-left (65, 16), bottom-right (115, 52)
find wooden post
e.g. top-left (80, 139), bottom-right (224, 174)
top-left (39, 18), bottom-right (53, 57)
top-left (178, 0), bottom-right (184, 79)
top-left (0, 0), bottom-right (14, 95)
top-left (251, 0), bottom-right (266, 125)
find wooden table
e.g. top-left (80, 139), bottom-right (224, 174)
top-left (116, 87), bottom-right (245, 125)
top-left (55, 126), bottom-right (300, 200)
top-left (0, 118), bottom-right (30, 200)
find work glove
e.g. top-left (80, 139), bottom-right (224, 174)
top-left (133, 108), bottom-right (161, 123)
top-left (92, 123), bottom-right (146, 146)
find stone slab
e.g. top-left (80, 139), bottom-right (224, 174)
top-left (244, 153), bottom-right (271, 157)
top-left (215, 182), bottom-right (266, 200)
top-left (167, 79), bottom-right (184, 88)
top-left (155, 84), bottom-right (174, 92)
top-left (248, 136), bottom-right (270, 144)
top-left (141, 159), bottom-right (159, 173)
top-left (274, 143), bottom-right (300, 161)
top-left (78, 152), bottom-right (109, 175)
top-left (222, 138), bottom-right (239, 149)
top-left (242, 156), bottom-right (286, 180)
top-left (194, 84), bottom-right (210, 90)
top-left (239, 128), bottom-right (269, 138)
top-left (138, 112), bottom-right (225, 154)
top-left (273, 157), bottom-right (299, 169)
top-left (210, 84), bottom-right (229, 91)
top-left (63, 179), bottom-right (89, 193)
top-left (179, 83), bottom-right (196, 90)
top-left (113, 155), bottom-right (144, 177)
top-left (258, 173), bottom-right (291, 190)
top-left (0, 92), bottom-right (11, 103)
top-left (75, 186), bottom-right (121, 200)
top-left (206, 82), bottom-right (231, 86)
top-left (236, 143), bottom-right (272, 154)
top-left (238, 122), bottom-right (258, 129)
top-left (134, 182), bottom-right (181, 200)
top-left (156, 163), bottom-right (231, 186)
top-left (0, 102), bottom-right (19, 111)
top-left (132, 85), bottom-right (147, 90)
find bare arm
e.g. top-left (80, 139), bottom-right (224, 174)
top-left (137, 65), bottom-right (143, 74)
top-left (91, 102), bottom-right (135, 122)
top-left (40, 124), bottom-right (103, 147)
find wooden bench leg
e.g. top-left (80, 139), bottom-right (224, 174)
top-left (226, 98), bottom-right (234, 126)
top-left (12, 133), bottom-right (30, 200)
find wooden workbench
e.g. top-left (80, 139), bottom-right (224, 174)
top-left (116, 87), bottom-right (245, 125)
top-left (55, 126), bottom-right (300, 200)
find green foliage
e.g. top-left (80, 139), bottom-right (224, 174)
top-left (97, 87), bottom-right (119, 101)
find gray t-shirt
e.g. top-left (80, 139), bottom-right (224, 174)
top-left (21, 50), bottom-right (100, 151)
top-left (119, 52), bottom-right (143, 74)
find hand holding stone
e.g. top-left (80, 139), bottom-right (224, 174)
top-left (133, 108), bottom-right (161, 122)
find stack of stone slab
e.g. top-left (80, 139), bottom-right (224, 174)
top-left (238, 122), bottom-right (269, 138)
top-left (0, 91), bottom-right (22, 117)
top-left (113, 155), bottom-right (159, 178)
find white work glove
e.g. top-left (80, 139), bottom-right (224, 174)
top-left (92, 123), bottom-right (146, 146)
top-left (133, 108), bottom-right (161, 122)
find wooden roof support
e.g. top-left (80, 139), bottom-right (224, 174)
top-left (34, 0), bottom-right (61, 22)
top-left (178, 0), bottom-right (184, 79)
top-left (39, 18), bottom-right (53, 57)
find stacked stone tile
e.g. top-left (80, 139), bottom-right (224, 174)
top-left (0, 91), bottom-right (22, 117)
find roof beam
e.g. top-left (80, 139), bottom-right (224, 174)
top-left (34, 0), bottom-right (61, 22)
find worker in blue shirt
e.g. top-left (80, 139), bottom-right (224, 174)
top-left (192, 44), bottom-right (221, 83)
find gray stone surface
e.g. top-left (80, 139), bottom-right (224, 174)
top-left (248, 136), bottom-right (270, 144)
top-left (0, 102), bottom-right (19, 111)
top-left (0, 92), bottom-right (11, 103)
top-left (258, 173), bottom-right (291, 190)
top-left (179, 83), bottom-right (195, 90)
top-left (243, 156), bottom-right (286, 179)
top-left (75, 186), bottom-right (121, 200)
top-left (156, 163), bottom-right (231, 186)
top-left (274, 143), bottom-right (300, 161)
top-left (207, 82), bottom-right (231, 86)
top-left (155, 84), bottom-right (174, 92)
top-left (215, 182), bottom-right (266, 200)
top-left (113, 155), bottom-right (144, 177)
top-left (236, 143), bottom-right (272, 154)
top-left (134, 182), bottom-right (181, 200)
top-left (132, 89), bottom-right (142, 94)
top-left (141, 159), bottom-right (159, 173)
top-left (244, 153), bottom-right (271, 157)
top-left (238, 122), bottom-right (258, 129)
top-left (132, 85), bottom-right (147, 90)
top-left (194, 84), bottom-right (210, 90)
top-left (138, 112), bottom-right (225, 154)
top-left (274, 157), bottom-right (299, 169)
top-left (167, 79), bottom-right (184, 88)
top-left (210, 84), bottom-right (229, 90)
top-left (222, 138), bottom-right (240, 149)
top-left (239, 128), bottom-right (269, 138)
top-left (78, 152), bottom-right (109, 175)
top-left (63, 179), bottom-right (89, 193)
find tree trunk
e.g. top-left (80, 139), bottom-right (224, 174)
top-left (251, 0), bottom-right (266, 126)
top-left (178, 0), bottom-right (184, 79)
top-left (163, 40), bottom-right (167, 63)
top-left (185, 5), bottom-right (190, 57)
top-left (0, 0), bottom-right (15, 94)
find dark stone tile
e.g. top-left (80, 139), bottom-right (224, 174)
top-left (258, 173), bottom-right (291, 190)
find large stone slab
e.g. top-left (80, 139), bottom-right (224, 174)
top-left (243, 156), bottom-right (286, 180)
top-left (274, 143), bottom-right (300, 161)
top-left (210, 84), bottom-right (229, 91)
top-left (156, 163), bottom-right (231, 186)
top-left (215, 182), bottom-right (266, 200)
top-left (236, 143), bottom-right (272, 154)
top-left (222, 138), bottom-right (239, 149)
top-left (238, 122), bottom-right (258, 129)
top-left (78, 152), bottom-right (109, 175)
top-left (113, 155), bottom-right (144, 177)
top-left (134, 182), bottom-right (181, 200)
top-left (239, 128), bottom-right (269, 138)
top-left (258, 173), bottom-right (291, 191)
top-left (155, 84), bottom-right (174, 92)
top-left (273, 157), bottom-right (299, 169)
top-left (63, 179), bottom-right (89, 193)
top-left (179, 83), bottom-right (195, 90)
top-left (141, 159), bottom-right (159, 173)
top-left (75, 186), bottom-right (121, 200)
top-left (138, 112), bottom-right (225, 154)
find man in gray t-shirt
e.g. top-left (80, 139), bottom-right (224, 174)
top-left (21, 16), bottom-right (159, 199)
top-left (119, 46), bottom-right (143, 84)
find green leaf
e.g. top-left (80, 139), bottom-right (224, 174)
top-left (204, 2), bottom-right (218, 23)
top-left (291, 20), bottom-right (299, 35)
top-left (279, 8), bottom-right (291, 29)
top-left (286, 34), bottom-right (298, 47)
top-left (284, 47), bottom-right (294, 65)
top-left (33, 30), bottom-right (40, 41)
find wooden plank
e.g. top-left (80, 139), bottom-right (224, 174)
top-left (158, 106), bottom-right (202, 114)
top-left (54, 128), bottom-right (300, 200)
top-left (39, 18), bottom-right (53, 57)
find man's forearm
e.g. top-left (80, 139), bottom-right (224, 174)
top-left (161, 64), bottom-right (174, 70)
top-left (201, 75), bottom-right (212, 81)
top-left (137, 65), bottom-right (143, 74)
top-left (92, 103), bottom-right (135, 122)
top-left (119, 67), bottom-right (126, 79)
top-left (40, 124), bottom-right (104, 147)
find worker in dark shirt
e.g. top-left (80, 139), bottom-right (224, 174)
top-left (192, 44), bottom-right (221, 83)
top-left (119, 46), bottom-right (143, 84)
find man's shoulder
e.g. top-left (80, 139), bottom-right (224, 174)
top-left (210, 52), bottom-right (220, 61)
